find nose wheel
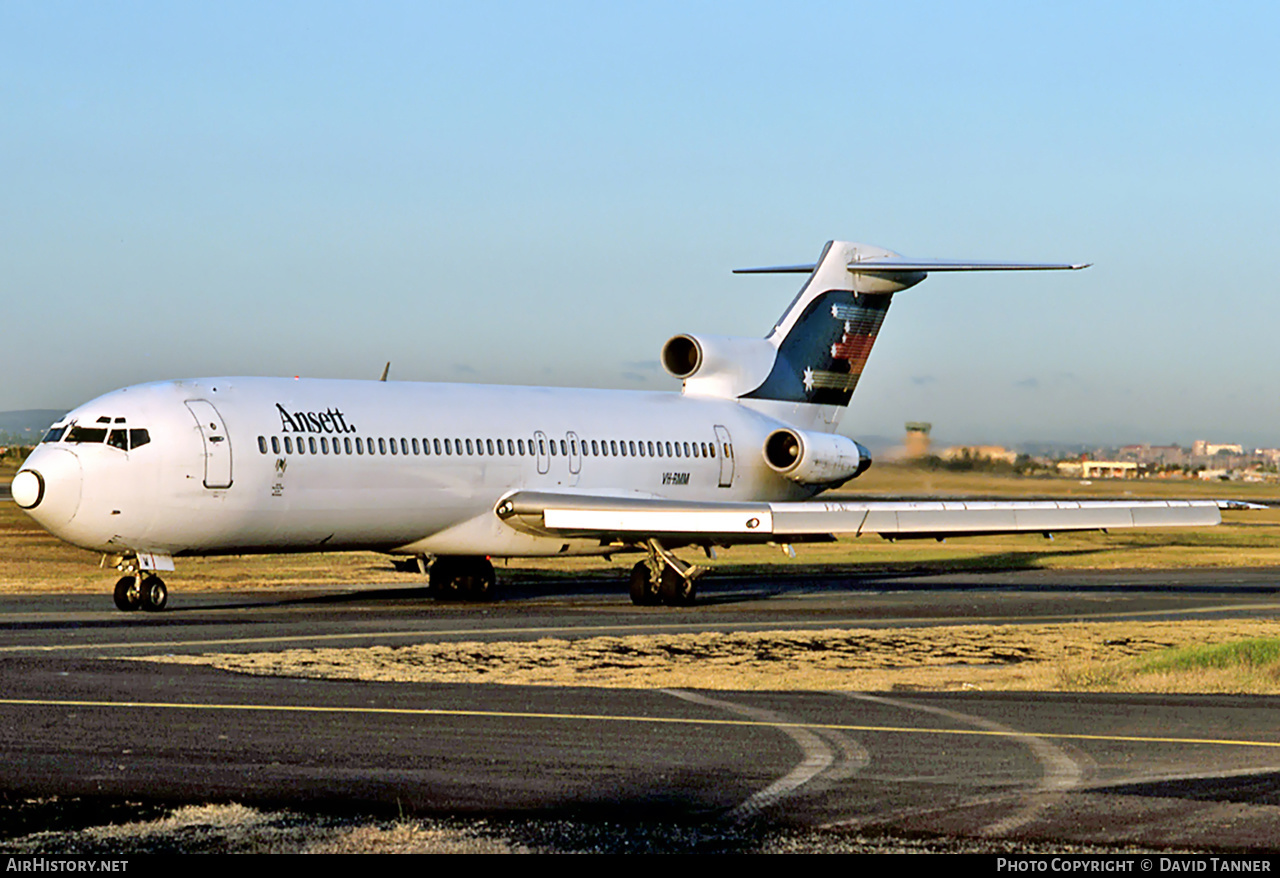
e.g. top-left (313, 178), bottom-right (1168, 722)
top-left (113, 574), bottom-right (168, 612)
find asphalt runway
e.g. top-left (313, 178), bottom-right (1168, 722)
top-left (3, 569), bottom-right (1280, 851)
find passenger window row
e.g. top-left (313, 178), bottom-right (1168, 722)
top-left (256, 434), bottom-right (725, 460)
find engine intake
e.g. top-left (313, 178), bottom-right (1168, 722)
top-left (660, 334), bottom-right (777, 399)
top-left (763, 428), bottom-right (872, 486)
top-left (661, 335), bottom-right (702, 378)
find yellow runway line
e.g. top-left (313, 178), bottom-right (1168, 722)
top-left (2, 696), bottom-right (1278, 750)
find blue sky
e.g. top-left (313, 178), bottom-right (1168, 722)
top-left (3, 1), bottom-right (1277, 447)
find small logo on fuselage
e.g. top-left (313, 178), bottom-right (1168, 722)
top-left (275, 403), bottom-right (356, 434)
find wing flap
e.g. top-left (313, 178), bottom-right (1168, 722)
top-left (543, 507), bottom-right (773, 535)
top-left (772, 499), bottom-right (1220, 536)
top-left (497, 492), bottom-right (1221, 541)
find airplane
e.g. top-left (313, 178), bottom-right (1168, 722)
top-left (10, 240), bottom-right (1221, 612)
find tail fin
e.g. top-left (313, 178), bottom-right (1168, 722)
top-left (736, 240), bottom-right (1086, 424)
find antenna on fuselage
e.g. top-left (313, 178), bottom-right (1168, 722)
top-left (379, 362), bottom-right (391, 382)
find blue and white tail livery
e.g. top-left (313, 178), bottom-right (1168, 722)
top-left (13, 240), bottom-right (1214, 610)
top-left (667, 241), bottom-right (1087, 431)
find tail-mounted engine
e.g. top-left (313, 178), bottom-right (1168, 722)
top-left (661, 334), bottom-right (777, 399)
top-left (763, 427), bottom-right (872, 486)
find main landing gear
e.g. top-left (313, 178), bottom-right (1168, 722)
top-left (112, 573), bottom-right (168, 612)
top-left (629, 539), bottom-right (704, 607)
top-left (428, 556), bottom-right (496, 601)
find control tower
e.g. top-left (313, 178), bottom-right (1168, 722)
top-left (904, 422), bottom-right (932, 459)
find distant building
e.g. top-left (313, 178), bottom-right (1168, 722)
top-left (1056, 460), bottom-right (1084, 476)
top-left (1081, 460), bottom-right (1139, 479)
top-left (1117, 444), bottom-right (1187, 465)
top-left (1193, 440), bottom-right (1244, 456)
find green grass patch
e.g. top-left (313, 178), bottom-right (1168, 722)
top-left (1056, 635), bottom-right (1280, 694)
top-left (1137, 638), bottom-right (1280, 673)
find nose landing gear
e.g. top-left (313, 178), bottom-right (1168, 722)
top-left (112, 574), bottom-right (168, 612)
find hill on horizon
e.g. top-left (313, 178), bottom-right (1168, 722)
top-left (0, 410), bottom-right (68, 440)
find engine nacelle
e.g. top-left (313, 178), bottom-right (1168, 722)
top-left (763, 428), bottom-right (872, 486)
top-left (661, 334), bottom-right (776, 399)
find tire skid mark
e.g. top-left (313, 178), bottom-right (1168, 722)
top-left (837, 692), bottom-right (1087, 836)
top-left (661, 689), bottom-right (867, 821)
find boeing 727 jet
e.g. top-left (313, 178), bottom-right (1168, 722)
top-left (11, 240), bottom-right (1220, 611)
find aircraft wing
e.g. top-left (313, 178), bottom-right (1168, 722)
top-left (496, 491), bottom-right (1222, 542)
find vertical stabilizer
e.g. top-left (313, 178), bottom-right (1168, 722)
top-left (738, 241), bottom-right (912, 429)
top-left (732, 241), bottom-right (1085, 431)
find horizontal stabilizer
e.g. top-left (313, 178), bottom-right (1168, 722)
top-left (848, 258), bottom-right (1089, 272)
top-left (733, 264), bottom-right (818, 274)
top-left (734, 258), bottom-right (1089, 275)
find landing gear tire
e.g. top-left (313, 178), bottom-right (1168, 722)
top-left (429, 557), bottom-right (496, 602)
top-left (141, 576), bottom-right (168, 612)
top-left (466, 564), bottom-right (494, 601)
top-left (629, 561), bottom-right (660, 606)
top-left (659, 566), bottom-right (695, 607)
top-left (113, 576), bottom-right (142, 612)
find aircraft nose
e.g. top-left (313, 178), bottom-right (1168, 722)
top-left (12, 447), bottom-right (82, 527)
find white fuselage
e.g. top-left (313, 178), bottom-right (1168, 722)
top-left (19, 377), bottom-right (823, 560)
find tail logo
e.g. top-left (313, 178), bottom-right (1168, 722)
top-left (746, 290), bottom-right (892, 406)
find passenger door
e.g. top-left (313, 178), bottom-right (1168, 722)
top-left (534, 430), bottom-right (550, 475)
top-left (185, 399), bottom-right (233, 489)
top-left (566, 430), bottom-right (582, 486)
top-left (714, 424), bottom-right (734, 488)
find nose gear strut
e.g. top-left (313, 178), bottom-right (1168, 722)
top-left (109, 555), bottom-right (168, 612)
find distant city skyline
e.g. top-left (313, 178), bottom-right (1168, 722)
top-left (4, 2), bottom-right (1277, 447)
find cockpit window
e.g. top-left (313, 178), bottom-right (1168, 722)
top-left (130, 429), bottom-right (150, 449)
top-left (42, 427), bottom-right (67, 443)
top-left (107, 430), bottom-right (129, 450)
top-left (65, 426), bottom-right (108, 444)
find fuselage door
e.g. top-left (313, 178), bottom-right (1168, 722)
top-left (534, 430), bottom-right (550, 475)
top-left (566, 431), bottom-right (582, 475)
top-left (185, 399), bottom-right (233, 489)
top-left (566, 431), bottom-right (582, 486)
top-left (714, 424), bottom-right (734, 488)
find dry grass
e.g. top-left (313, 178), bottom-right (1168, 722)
top-left (146, 620), bottom-right (1280, 694)
top-left (304, 822), bottom-right (523, 854)
top-left (3, 803), bottom-right (528, 854)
